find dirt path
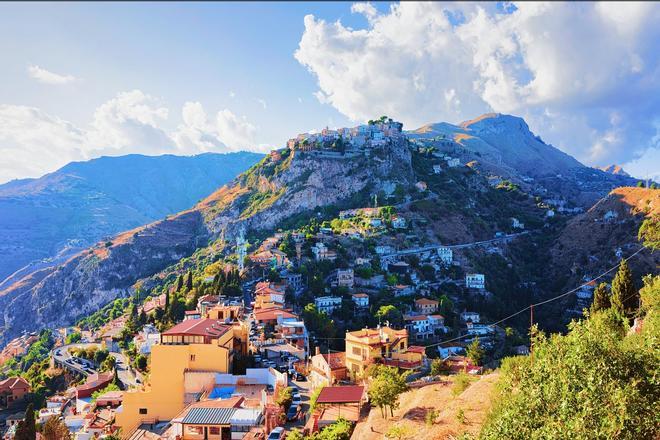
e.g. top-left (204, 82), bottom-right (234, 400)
top-left (351, 373), bottom-right (499, 439)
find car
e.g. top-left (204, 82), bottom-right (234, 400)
top-left (276, 365), bottom-right (288, 373)
top-left (291, 397), bottom-right (302, 407)
top-left (286, 404), bottom-right (300, 421)
top-left (267, 426), bottom-right (285, 440)
top-left (288, 368), bottom-right (297, 378)
top-left (295, 372), bottom-right (306, 382)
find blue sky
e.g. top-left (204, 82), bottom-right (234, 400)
top-left (0, 2), bottom-right (658, 183)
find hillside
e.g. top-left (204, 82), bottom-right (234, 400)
top-left (0, 152), bottom-right (262, 284)
top-left (408, 113), bottom-right (636, 208)
top-left (0, 113), bottom-right (646, 347)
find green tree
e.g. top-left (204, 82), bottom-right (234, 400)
top-left (286, 428), bottom-right (305, 440)
top-left (14, 403), bottom-right (36, 440)
top-left (610, 259), bottom-right (638, 319)
top-left (135, 354), bottom-right (148, 371)
top-left (466, 337), bottom-right (485, 366)
top-left (275, 386), bottom-right (294, 411)
top-left (375, 305), bottom-right (403, 327)
top-left (638, 217), bottom-right (659, 251)
top-left (368, 366), bottom-right (409, 418)
top-left (186, 270), bottom-right (193, 292)
top-left (64, 331), bottom-right (81, 344)
top-left (590, 282), bottom-right (611, 313)
top-left (316, 417), bottom-right (352, 440)
top-left (176, 275), bottom-right (184, 291)
top-left (636, 180), bottom-right (645, 188)
top-left (430, 359), bottom-right (449, 376)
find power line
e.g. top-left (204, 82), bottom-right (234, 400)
top-left (423, 246), bottom-right (646, 350)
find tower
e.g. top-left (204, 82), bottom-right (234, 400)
top-left (236, 226), bottom-right (248, 272)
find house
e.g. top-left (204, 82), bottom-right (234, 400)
top-left (388, 261), bottom-right (410, 274)
top-left (253, 307), bottom-right (298, 326)
top-left (329, 269), bottom-right (354, 289)
top-left (355, 257), bottom-right (371, 266)
top-left (415, 298), bottom-right (439, 315)
top-left (432, 164), bottom-right (442, 174)
top-left (314, 296), bottom-right (342, 315)
top-left (312, 385), bottom-right (364, 430)
top-left (75, 372), bottom-right (114, 399)
top-left (0, 377), bottom-right (30, 408)
top-left (368, 217), bottom-right (382, 227)
top-left (437, 246), bottom-right (453, 264)
top-left (344, 326), bottom-right (423, 376)
top-left (460, 311), bottom-right (480, 324)
top-left (312, 242), bottom-right (337, 262)
top-left (511, 218), bottom-right (524, 229)
top-left (392, 284), bottom-right (414, 297)
top-left (171, 403), bottom-right (263, 440)
top-left (309, 349), bottom-right (347, 389)
top-left (133, 324), bottom-right (160, 355)
top-left (427, 314), bottom-right (446, 333)
top-left (351, 293), bottom-right (369, 309)
top-left (415, 181), bottom-right (428, 191)
top-left (391, 216), bottom-right (407, 229)
top-left (465, 273), bottom-right (485, 289)
top-left (466, 321), bottom-right (496, 338)
top-left (282, 271), bottom-right (303, 292)
top-left (446, 157), bottom-right (460, 167)
top-left (404, 315), bottom-right (433, 340)
top-left (375, 245), bottom-right (395, 255)
top-left (115, 318), bottom-right (242, 434)
top-left (184, 310), bottom-right (202, 321)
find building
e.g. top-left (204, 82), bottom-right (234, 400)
top-left (314, 296), bottom-right (342, 315)
top-left (446, 157), bottom-right (460, 167)
top-left (432, 164), bottom-right (442, 174)
top-left (311, 242), bottom-right (337, 262)
top-left (511, 218), bottom-right (524, 229)
top-left (392, 284), bottom-right (414, 297)
top-left (311, 386), bottom-right (364, 430)
top-left (404, 315), bottom-right (432, 340)
top-left (427, 314), bottom-right (446, 333)
top-left (328, 269), bottom-right (354, 289)
top-left (465, 273), bottom-right (486, 289)
top-left (351, 293), bottom-right (369, 309)
top-left (344, 326), bottom-right (423, 376)
top-left (0, 377), bottom-right (30, 408)
top-left (309, 350), bottom-right (347, 389)
top-left (253, 308), bottom-right (298, 326)
top-left (388, 261), bottom-right (409, 275)
top-left (391, 216), bottom-right (407, 229)
top-left (460, 311), bottom-right (480, 324)
top-left (415, 298), bottom-right (439, 315)
top-left (437, 246), bottom-right (453, 264)
top-left (282, 271), bottom-right (303, 292)
top-left (115, 319), bottom-right (241, 434)
top-left (75, 372), bottom-right (114, 399)
top-left (249, 249), bottom-right (289, 268)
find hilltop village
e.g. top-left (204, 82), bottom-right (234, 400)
top-left (0, 116), bottom-right (655, 440)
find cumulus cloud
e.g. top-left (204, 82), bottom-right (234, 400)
top-left (27, 65), bottom-right (77, 85)
top-left (295, 2), bottom-right (660, 168)
top-left (0, 91), bottom-right (261, 183)
top-left (173, 102), bottom-right (259, 152)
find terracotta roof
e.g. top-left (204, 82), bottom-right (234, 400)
top-left (415, 298), bottom-right (439, 305)
top-left (321, 352), bottom-right (346, 370)
top-left (316, 386), bottom-right (364, 404)
top-left (351, 293), bottom-right (368, 298)
top-left (406, 346), bottom-right (426, 354)
top-left (0, 377), bottom-right (30, 391)
top-left (162, 318), bottom-right (231, 338)
top-left (405, 315), bottom-right (428, 321)
top-left (428, 314), bottom-right (445, 319)
top-left (253, 307), bottom-right (297, 321)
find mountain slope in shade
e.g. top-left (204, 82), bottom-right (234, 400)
top-left (0, 152), bottom-right (262, 283)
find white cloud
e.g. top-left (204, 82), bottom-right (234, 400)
top-left (0, 91), bottom-right (262, 183)
top-left (229, 90), bottom-right (236, 98)
top-left (173, 101), bottom-right (259, 152)
top-left (351, 2), bottom-right (378, 21)
top-left (257, 98), bottom-right (267, 110)
top-left (295, 2), bottom-right (660, 168)
top-left (27, 65), bottom-right (77, 85)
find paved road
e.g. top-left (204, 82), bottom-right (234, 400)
top-left (52, 342), bottom-right (141, 388)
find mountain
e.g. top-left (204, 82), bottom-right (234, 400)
top-left (0, 113), bottom-right (648, 345)
top-left (408, 113), bottom-right (637, 207)
top-left (0, 152), bottom-right (262, 285)
top-left (599, 164), bottom-right (630, 177)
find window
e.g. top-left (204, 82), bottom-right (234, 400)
top-left (186, 426), bottom-right (203, 434)
top-left (139, 408), bottom-right (148, 415)
top-left (352, 347), bottom-right (362, 356)
top-left (190, 354), bottom-right (196, 361)
top-left (209, 427), bottom-right (220, 435)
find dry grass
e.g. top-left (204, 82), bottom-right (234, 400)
top-left (351, 373), bottom-right (499, 440)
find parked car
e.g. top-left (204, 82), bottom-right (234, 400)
top-left (295, 372), bottom-right (306, 382)
top-left (267, 427), bottom-right (285, 440)
top-left (286, 404), bottom-right (300, 421)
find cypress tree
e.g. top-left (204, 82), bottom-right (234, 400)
top-left (165, 289), bottom-right (170, 311)
top-left (15, 403), bottom-right (35, 440)
top-left (590, 282), bottom-right (611, 313)
top-left (186, 270), bottom-right (193, 291)
top-left (176, 275), bottom-right (184, 291)
top-left (611, 259), bottom-right (638, 318)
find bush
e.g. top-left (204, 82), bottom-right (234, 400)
top-left (452, 372), bottom-right (471, 396)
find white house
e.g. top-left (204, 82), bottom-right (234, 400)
top-left (511, 218), bottom-right (525, 229)
top-left (432, 164), bottom-right (442, 174)
top-left (437, 246), bottom-right (453, 264)
top-left (465, 273), bottom-right (486, 289)
top-left (446, 158), bottom-right (460, 167)
top-left (375, 245), bottom-right (395, 255)
top-left (392, 284), bottom-right (414, 297)
top-left (369, 218), bottom-right (383, 227)
top-left (314, 296), bottom-right (342, 315)
top-left (133, 324), bottom-right (160, 355)
top-left (392, 216), bottom-right (407, 229)
top-left (466, 322), bottom-right (495, 337)
top-left (404, 315), bottom-right (433, 340)
top-left (460, 311), bottom-right (480, 324)
top-left (312, 242), bottom-right (337, 262)
top-left (351, 293), bottom-right (369, 308)
top-left (428, 314), bottom-right (447, 333)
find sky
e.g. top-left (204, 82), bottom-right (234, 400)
top-left (0, 1), bottom-right (658, 183)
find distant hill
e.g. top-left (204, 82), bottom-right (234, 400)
top-left (0, 152), bottom-right (262, 284)
top-left (408, 113), bottom-right (637, 208)
top-left (599, 164), bottom-right (631, 177)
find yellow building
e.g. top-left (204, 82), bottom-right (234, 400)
top-left (344, 326), bottom-right (409, 377)
top-left (115, 319), bottom-right (241, 437)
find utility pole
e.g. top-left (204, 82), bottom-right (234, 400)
top-left (530, 304), bottom-right (534, 366)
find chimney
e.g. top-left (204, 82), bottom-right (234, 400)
top-left (315, 346), bottom-right (321, 356)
